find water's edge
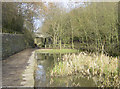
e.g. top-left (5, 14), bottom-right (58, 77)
top-left (21, 51), bottom-right (37, 87)
top-left (35, 53), bottom-right (97, 87)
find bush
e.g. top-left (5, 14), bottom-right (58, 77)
top-left (23, 28), bottom-right (35, 48)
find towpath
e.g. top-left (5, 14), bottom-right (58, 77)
top-left (2, 48), bottom-right (35, 87)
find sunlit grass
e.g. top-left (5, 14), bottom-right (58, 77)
top-left (36, 49), bottom-right (78, 54)
top-left (50, 52), bottom-right (119, 87)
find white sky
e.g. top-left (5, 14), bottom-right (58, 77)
top-left (1, 0), bottom-right (120, 2)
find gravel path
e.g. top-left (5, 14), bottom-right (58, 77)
top-left (2, 48), bottom-right (35, 87)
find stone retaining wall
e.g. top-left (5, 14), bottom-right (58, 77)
top-left (2, 33), bottom-right (29, 59)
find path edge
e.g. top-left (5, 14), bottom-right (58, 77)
top-left (21, 51), bottom-right (37, 87)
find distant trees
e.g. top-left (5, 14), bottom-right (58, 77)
top-left (41, 2), bottom-right (119, 56)
top-left (2, 2), bottom-right (41, 33)
top-left (2, 2), bottom-right (38, 47)
top-left (2, 2), bottom-right (24, 33)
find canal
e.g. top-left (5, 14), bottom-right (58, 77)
top-left (35, 52), bottom-right (97, 87)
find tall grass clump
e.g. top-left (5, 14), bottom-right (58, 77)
top-left (51, 52), bottom-right (120, 87)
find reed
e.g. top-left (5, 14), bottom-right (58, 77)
top-left (51, 52), bottom-right (119, 87)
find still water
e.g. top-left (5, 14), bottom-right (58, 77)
top-left (35, 53), bottom-right (97, 87)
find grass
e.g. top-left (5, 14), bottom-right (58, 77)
top-left (50, 52), bottom-right (119, 87)
top-left (36, 49), bottom-right (78, 54)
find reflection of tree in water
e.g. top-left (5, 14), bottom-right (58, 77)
top-left (35, 65), bottom-right (46, 86)
top-left (36, 53), bottom-right (96, 87)
top-left (49, 74), bottom-right (96, 87)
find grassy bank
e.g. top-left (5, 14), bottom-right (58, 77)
top-left (50, 52), bottom-right (119, 87)
top-left (36, 49), bottom-right (78, 54)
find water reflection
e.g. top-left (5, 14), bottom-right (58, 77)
top-left (35, 53), bottom-right (96, 87)
top-left (36, 65), bottom-right (46, 81)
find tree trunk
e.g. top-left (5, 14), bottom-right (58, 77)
top-left (60, 39), bottom-right (61, 49)
top-left (53, 34), bottom-right (56, 48)
top-left (118, 1), bottom-right (120, 76)
top-left (72, 27), bottom-right (74, 49)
